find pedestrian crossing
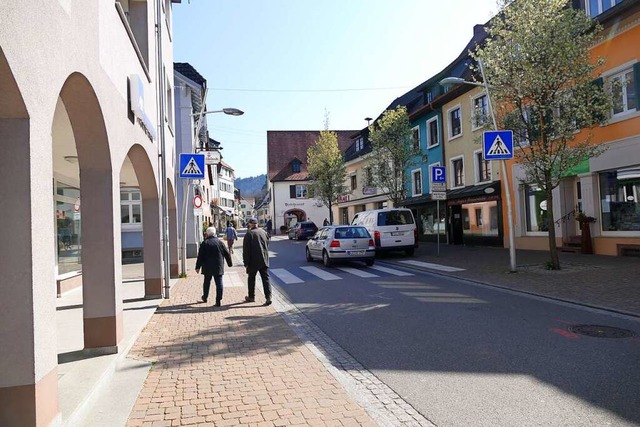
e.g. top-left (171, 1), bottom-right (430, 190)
top-left (269, 260), bottom-right (466, 285)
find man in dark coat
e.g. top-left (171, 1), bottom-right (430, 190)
top-left (242, 217), bottom-right (272, 305)
top-left (195, 226), bottom-right (232, 306)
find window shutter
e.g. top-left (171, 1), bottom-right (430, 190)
top-left (290, 185), bottom-right (296, 198)
top-left (634, 63), bottom-right (640, 111)
top-left (591, 77), bottom-right (607, 123)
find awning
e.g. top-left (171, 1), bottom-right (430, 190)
top-left (561, 158), bottom-right (590, 177)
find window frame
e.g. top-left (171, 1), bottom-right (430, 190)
top-left (447, 105), bottom-right (463, 140)
top-left (450, 155), bottom-right (465, 188)
top-left (474, 149), bottom-right (492, 183)
top-left (411, 125), bottom-right (421, 151)
top-left (471, 93), bottom-right (489, 131)
top-left (411, 168), bottom-right (423, 196)
top-left (295, 185), bottom-right (308, 199)
top-left (350, 174), bottom-right (358, 191)
top-left (426, 116), bottom-right (440, 148)
top-left (120, 188), bottom-right (143, 228)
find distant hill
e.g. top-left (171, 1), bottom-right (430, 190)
top-left (235, 174), bottom-right (267, 199)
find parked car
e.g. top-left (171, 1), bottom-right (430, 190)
top-left (288, 221), bottom-right (318, 240)
top-left (351, 208), bottom-right (418, 256)
top-left (306, 226), bottom-right (375, 267)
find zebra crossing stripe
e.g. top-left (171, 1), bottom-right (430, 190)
top-left (271, 268), bottom-right (304, 284)
top-left (300, 266), bottom-right (341, 281)
top-left (368, 265), bottom-right (414, 276)
top-left (336, 267), bottom-right (380, 278)
top-left (398, 260), bottom-right (465, 272)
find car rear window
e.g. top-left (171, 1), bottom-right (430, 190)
top-left (334, 227), bottom-right (370, 239)
top-left (377, 211), bottom-right (414, 226)
top-left (302, 223), bottom-right (316, 229)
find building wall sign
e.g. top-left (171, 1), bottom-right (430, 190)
top-left (129, 74), bottom-right (157, 141)
top-left (337, 194), bottom-right (351, 203)
top-left (362, 187), bottom-right (377, 195)
top-left (447, 194), bottom-right (499, 206)
top-left (284, 202), bottom-right (305, 207)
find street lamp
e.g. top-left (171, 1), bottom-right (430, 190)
top-left (179, 107), bottom-right (244, 277)
top-left (440, 60), bottom-right (517, 272)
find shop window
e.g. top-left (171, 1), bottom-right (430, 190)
top-left (525, 184), bottom-right (548, 232)
top-left (55, 182), bottom-right (82, 275)
top-left (599, 167), bottom-right (640, 231)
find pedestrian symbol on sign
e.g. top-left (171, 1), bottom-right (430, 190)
top-left (179, 153), bottom-right (206, 179)
top-left (483, 130), bottom-right (514, 160)
top-left (182, 158), bottom-right (202, 176)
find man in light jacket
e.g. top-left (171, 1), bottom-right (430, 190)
top-left (195, 226), bottom-right (232, 306)
top-left (242, 217), bottom-right (272, 306)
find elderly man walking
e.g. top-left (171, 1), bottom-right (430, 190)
top-left (195, 226), bottom-right (232, 306)
top-left (242, 217), bottom-right (272, 306)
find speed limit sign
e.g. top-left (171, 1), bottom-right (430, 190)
top-left (193, 195), bottom-right (203, 208)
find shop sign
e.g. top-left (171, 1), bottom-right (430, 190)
top-left (362, 187), bottom-right (377, 195)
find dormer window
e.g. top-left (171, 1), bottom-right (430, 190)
top-left (355, 137), bottom-right (364, 152)
top-left (292, 159), bottom-right (301, 173)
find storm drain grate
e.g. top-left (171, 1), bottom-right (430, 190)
top-left (568, 325), bottom-right (636, 339)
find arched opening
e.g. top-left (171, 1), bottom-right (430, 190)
top-left (284, 209), bottom-right (307, 229)
top-left (121, 144), bottom-right (162, 297)
top-left (0, 47), bottom-right (60, 427)
top-left (58, 73), bottom-right (121, 351)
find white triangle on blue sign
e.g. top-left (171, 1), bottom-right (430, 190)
top-left (181, 157), bottom-right (203, 175)
top-left (487, 135), bottom-right (511, 156)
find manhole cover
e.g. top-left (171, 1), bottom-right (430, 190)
top-left (568, 325), bottom-right (636, 338)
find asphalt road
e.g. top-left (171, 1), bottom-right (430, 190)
top-left (266, 236), bottom-right (640, 427)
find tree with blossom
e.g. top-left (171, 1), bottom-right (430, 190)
top-left (473, 0), bottom-right (611, 269)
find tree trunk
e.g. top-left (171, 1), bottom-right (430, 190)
top-left (546, 187), bottom-right (561, 270)
top-left (329, 200), bottom-right (333, 225)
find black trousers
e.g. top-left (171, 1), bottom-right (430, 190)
top-left (203, 274), bottom-right (223, 302)
top-left (247, 267), bottom-right (271, 301)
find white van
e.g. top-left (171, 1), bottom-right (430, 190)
top-left (351, 208), bottom-right (418, 256)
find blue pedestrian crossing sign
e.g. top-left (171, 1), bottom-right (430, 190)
top-left (431, 166), bottom-right (446, 183)
top-left (483, 130), bottom-right (514, 160)
top-left (179, 153), bottom-right (205, 179)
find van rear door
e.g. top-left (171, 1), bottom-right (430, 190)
top-left (376, 210), bottom-right (415, 248)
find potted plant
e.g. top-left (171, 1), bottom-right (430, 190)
top-left (575, 212), bottom-right (596, 254)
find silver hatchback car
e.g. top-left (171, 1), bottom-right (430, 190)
top-left (306, 226), bottom-right (376, 267)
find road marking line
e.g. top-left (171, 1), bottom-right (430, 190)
top-left (336, 267), bottom-right (380, 278)
top-left (300, 266), bottom-right (341, 281)
top-left (398, 260), bottom-right (466, 272)
top-left (271, 268), bottom-right (304, 284)
top-left (368, 265), bottom-right (414, 276)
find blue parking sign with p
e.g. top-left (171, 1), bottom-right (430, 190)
top-left (431, 166), bottom-right (446, 183)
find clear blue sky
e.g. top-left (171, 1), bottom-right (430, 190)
top-left (173, 1), bottom-right (497, 179)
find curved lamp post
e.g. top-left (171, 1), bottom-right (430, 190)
top-left (440, 61), bottom-right (517, 272)
top-left (179, 107), bottom-right (244, 278)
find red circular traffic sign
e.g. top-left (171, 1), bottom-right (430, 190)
top-left (193, 195), bottom-right (203, 208)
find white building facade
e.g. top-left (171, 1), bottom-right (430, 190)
top-left (0, 1), bottom-right (181, 424)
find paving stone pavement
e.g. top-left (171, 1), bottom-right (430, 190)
top-left (124, 260), bottom-right (431, 427)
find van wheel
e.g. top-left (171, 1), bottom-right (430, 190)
top-left (323, 251), bottom-right (332, 267)
top-left (405, 248), bottom-right (415, 256)
top-left (306, 248), bottom-right (313, 262)
top-left (365, 259), bottom-right (375, 267)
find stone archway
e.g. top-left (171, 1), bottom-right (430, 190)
top-left (122, 144), bottom-right (162, 297)
top-left (58, 73), bottom-right (121, 352)
top-left (0, 47), bottom-right (61, 427)
top-left (283, 209), bottom-right (307, 228)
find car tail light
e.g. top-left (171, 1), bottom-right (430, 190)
top-left (374, 230), bottom-right (381, 248)
top-left (414, 227), bottom-right (419, 247)
top-left (330, 240), bottom-right (341, 248)
top-left (368, 239), bottom-right (375, 248)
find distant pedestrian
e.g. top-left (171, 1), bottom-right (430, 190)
top-left (323, 218), bottom-right (329, 226)
top-left (195, 226), bottom-right (232, 306)
top-left (265, 219), bottom-right (273, 237)
top-left (242, 217), bottom-right (272, 306)
top-left (225, 222), bottom-right (238, 253)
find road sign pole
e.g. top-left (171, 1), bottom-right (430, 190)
top-left (180, 179), bottom-right (190, 277)
top-left (436, 200), bottom-right (440, 257)
top-left (479, 58), bottom-right (516, 273)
